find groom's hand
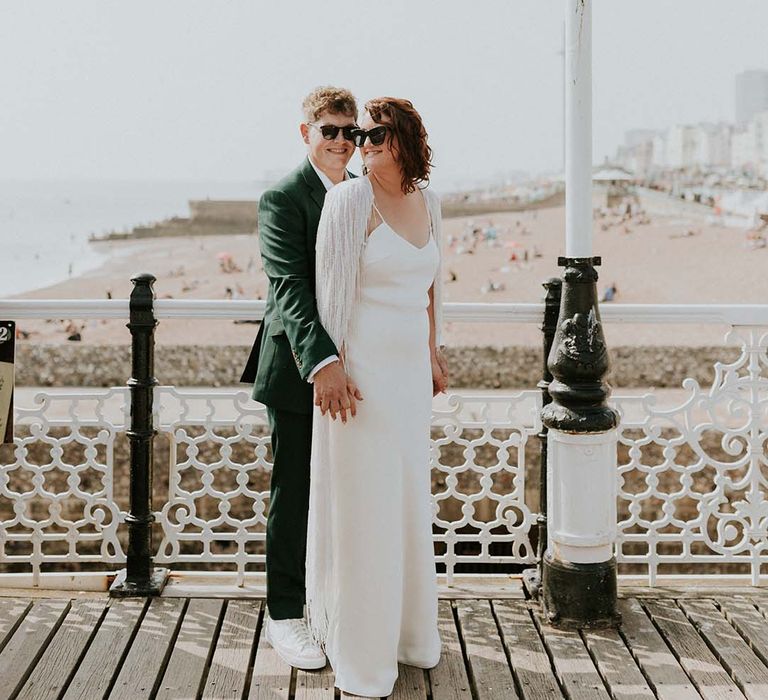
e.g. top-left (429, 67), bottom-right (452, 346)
top-left (314, 361), bottom-right (361, 423)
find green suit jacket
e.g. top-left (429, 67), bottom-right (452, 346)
top-left (240, 158), bottom-right (353, 414)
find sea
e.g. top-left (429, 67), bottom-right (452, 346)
top-left (0, 179), bottom-right (262, 298)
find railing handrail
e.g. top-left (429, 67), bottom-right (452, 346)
top-left (3, 298), bottom-right (768, 325)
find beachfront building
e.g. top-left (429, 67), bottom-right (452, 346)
top-left (614, 131), bottom-right (659, 176)
top-left (616, 123), bottom-right (732, 174)
top-left (735, 69), bottom-right (768, 127)
top-left (733, 109), bottom-right (768, 174)
top-left (665, 124), bottom-right (699, 169)
top-left (692, 122), bottom-right (733, 168)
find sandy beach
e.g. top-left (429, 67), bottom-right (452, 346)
top-left (11, 190), bottom-right (768, 348)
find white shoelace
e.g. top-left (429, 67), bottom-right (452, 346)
top-left (285, 618), bottom-right (316, 650)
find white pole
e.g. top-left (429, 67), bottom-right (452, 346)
top-left (539, 0), bottom-right (619, 627)
top-left (565, 0), bottom-right (592, 257)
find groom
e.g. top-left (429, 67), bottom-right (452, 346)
top-left (240, 86), bottom-right (362, 669)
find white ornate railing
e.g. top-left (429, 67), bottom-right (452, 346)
top-left (1, 388), bottom-right (128, 586)
top-left (1, 298), bottom-right (767, 586)
top-left (613, 325), bottom-right (768, 585)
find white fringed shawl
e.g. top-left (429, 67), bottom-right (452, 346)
top-left (305, 176), bottom-right (443, 650)
top-left (314, 176), bottom-right (443, 351)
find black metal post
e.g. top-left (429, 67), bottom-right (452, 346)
top-left (540, 256), bottom-right (620, 627)
top-left (523, 277), bottom-right (562, 600)
top-left (110, 273), bottom-right (168, 596)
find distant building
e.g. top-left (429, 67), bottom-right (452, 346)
top-left (732, 110), bottom-right (768, 172)
top-left (692, 123), bottom-right (732, 168)
top-left (617, 123), bottom-right (733, 173)
top-left (623, 129), bottom-right (660, 150)
top-left (665, 125), bottom-right (698, 169)
top-left (613, 68), bottom-right (768, 177)
top-left (735, 70), bottom-right (768, 127)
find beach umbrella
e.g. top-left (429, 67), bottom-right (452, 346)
top-left (216, 251), bottom-right (233, 260)
top-left (504, 241), bottom-right (523, 248)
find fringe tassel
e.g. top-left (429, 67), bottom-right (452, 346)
top-left (305, 411), bottom-right (334, 649)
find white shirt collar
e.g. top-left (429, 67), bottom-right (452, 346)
top-left (308, 156), bottom-right (349, 192)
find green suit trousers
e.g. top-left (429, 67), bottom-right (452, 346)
top-left (266, 406), bottom-right (313, 619)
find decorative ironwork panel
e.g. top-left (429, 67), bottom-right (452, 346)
top-left (0, 389), bottom-right (128, 583)
top-left (153, 387), bottom-right (542, 582)
top-left (431, 391), bottom-right (541, 579)
top-left (153, 387), bottom-right (272, 585)
top-left (614, 326), bottom-right (768, 585)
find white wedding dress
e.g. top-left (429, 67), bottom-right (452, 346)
top-left (307, 198), bottom-right (442, 697)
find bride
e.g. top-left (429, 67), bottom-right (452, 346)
top-left (306, 97), bottom-right (449, 697)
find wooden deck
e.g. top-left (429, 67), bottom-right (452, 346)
top-left (2, 588), bottom-right (768, 699)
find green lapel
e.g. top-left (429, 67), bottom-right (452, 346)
top-left (300, 158), bottom-right (327, 212)
top-left (300, 157), bottom-right (358, 212)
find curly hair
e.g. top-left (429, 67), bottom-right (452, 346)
top-left (302, 86), bottom-right (358, 123)
top-left (365, 97), bottom-right (433, 194)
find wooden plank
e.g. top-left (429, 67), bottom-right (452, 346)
top-left (201, 599), bottom-right (260, 700)
top-left (718, 597), bottom-right (768, 666)
top-left (0, 599), bottom-right (69, 699)
top-left (109, 597), bottom-right (186, 700)
top-left (680, 599), bottom-right (768, 700)
top-left (16, 600), bottom-right (107, 700)
top-left (391, 664), bottom-right (428, 700)
top-left (581, 626), bottom-right (655, 700)
top-left (454, 599), bottom-right (518, 699)
top-left (340, 691), bottom-right (376, 699)
top-left (155, 598), bottom-right (224, 700)
top-left (428, 600), bottom-right (472, 700)
top-left (493, 601), bottom-right (561, 700)
top-left (159, 573), bottom-right (525, 600)
top-left (335, 665), bottom-right (427, 700)
top-left (620, 585), bottom-right (768, 599)
top-left (0, 599), bottom-right (32, 652)
top-left (247, 610), bottom-right (292, 700)
top-left (295, 659), bottom-right (334, 700)
top-left (63, 598), bottom-right (146, 700)
top-left (617, 598), bottom-right (700, 700)
top-left (533, 612), bottom-right (610, 700)
top-left (644, 599), bottom-right (744, 700)
top-left (437, 576), bottom-right (525, 600)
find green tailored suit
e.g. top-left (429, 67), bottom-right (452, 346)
top-left (240, 157), bottom-right (352, 619)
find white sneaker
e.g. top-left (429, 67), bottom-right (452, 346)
top-left (264, 614), bottom-right (326, 670)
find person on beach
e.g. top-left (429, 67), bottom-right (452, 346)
top-left (240, 86), bottom-right (362, 670)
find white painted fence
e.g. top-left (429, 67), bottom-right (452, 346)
top-left (0, 300), bottom-right (766, 586)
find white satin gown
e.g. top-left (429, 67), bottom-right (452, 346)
top-left (309, 205), bottom-right (442, 697)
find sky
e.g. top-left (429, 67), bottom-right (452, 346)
top-left (1, 1), bottom-right (766, 190)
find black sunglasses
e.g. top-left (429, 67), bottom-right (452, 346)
top-left (352, 125), bottom-right (389, 147)
top-left (309, 122), bottom-right (359, 142)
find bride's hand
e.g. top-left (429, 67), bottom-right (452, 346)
top-left (346, 375), bottom-right (363, 416)
top-left (431, 348), bottom-right (449, 396)
top-left (338, 350), bottom-right (364, 416)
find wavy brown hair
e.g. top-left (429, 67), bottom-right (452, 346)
top-left (365, 97), bottom-right (433, 194)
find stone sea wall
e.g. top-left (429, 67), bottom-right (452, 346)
top-left (15, 343), bottom-right (738, 389)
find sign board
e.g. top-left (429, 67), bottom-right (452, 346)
top-left (0, 321), bottom-right (14, 444)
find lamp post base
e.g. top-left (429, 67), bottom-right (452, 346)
top-left (541, 553), bottom-right (619, 629)
top-left (109, 567), bottom-right (169, 597)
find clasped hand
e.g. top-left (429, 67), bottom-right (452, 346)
top-left (313, 359), bottom-right (363, 423)
top-left (431, 347), bottom-right (449, 396)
